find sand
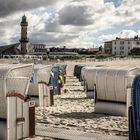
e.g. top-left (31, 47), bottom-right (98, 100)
top-left (35, 76), bottom-right (128, 137)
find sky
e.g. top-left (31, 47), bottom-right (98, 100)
top-left (0, 0), bottom-right (140, 48)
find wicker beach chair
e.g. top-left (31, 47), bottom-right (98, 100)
top-left (28, 64), bottom-right (52, 107)
top-left (0, 63), bottom-right (34, 140)
top-left (94, 66), bottom-right (140, 116)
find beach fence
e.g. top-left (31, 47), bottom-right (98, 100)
top-left (28, 64), bottom-right (53, 107)
top-left (0, 63), bottom-right (35, 140)
top-left (81, 66), bottom-right (140, 116)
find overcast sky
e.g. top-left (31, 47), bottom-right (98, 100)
top-left (0, 0), bottom-right (140, 48)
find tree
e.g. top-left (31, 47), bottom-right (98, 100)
top-left (129, 47), bottom-right (140, 55)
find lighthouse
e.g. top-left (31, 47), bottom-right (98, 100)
top-left (20, 15), bottom-right (29, 54)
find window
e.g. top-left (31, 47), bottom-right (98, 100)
top-left (120, 46), bottom-right (124, 50)
top-left (120, 51), bottom-right (124, 55)
top-left (128, 46), bottom-right (130, 50)
top-left (114, 41), bottom-right (116, 45)
top-left (114, 47), bottom-right (116, 50)
top-left (128, 41), bottom-right (130, 44)
top-left (120, 41), bottom-right (124, 44)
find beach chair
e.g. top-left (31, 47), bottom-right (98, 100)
top-left (37, 68), bottom-right (53, 107)
top-left (50, 65), bottom-right (60, 95)
top-left (0, 63), bottom-right (35, 140)
top-left (94, 67), bottom-right (140, 116)
top-left (81, 66), bottom-right (104, 98)
top-left (81, 65), bottom-right (106, 98)
top-left (58, 64), bottom-right (67, 84)
top-left (28, 64), bottom-right (52, 107)
top-left (129, 75), bottom-right (140, 140)
top-left (74, 64), bottom-right (86, 81)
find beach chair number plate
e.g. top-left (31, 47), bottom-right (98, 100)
top-left (29, 100), bottom-right (35, 107)
top-left (50, 85), bottom-right (53, 90)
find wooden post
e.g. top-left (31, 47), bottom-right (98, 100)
top-left (29, 100), bottom-right (35, 137)
top-left (64, 76), bottom-right (66, 84)
top-left (50, 85), bottom-right (54, 106)
top-left (58, 83), bottom-right (61, 95)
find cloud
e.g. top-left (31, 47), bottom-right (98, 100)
top-left (58, 0), bottom-right (105, 26)
top-left (99, 30), bottom-right (140, 42)
top-left (29, 32), bottom-right (79, 46)
top-left (43, 14), bottom-right (62, 32)
top-left (0, 0), bottom-right (59, 17)
top-left (58, 5), bottom-right (93, 26)
top-left (116, 0), bottom-right (140, 24)
top-left (0, 0), bottom-right (140, 48)
top-left (0, 14), bottom-right (21, 45)
top-left (121, 0), bottom-right (140, 6)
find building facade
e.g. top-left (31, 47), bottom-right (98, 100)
top-left (104, 41), bottom-right (112, 54)
top-left (112, 37), bottom-right (140, 56)
top-left (31, 44), bottom-right (48, 55)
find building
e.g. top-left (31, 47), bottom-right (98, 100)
top-left (88, 46), bottom-right (104, 54)
top-left (0, 43), bottom-right (20, 57)
top-left (104, 41), bottom-right (112, 54)
top-left (49, 46), bottom-right (79, 58)
top-left (112, 36), bottom-right (140, 56)
top-left (49, 52), bottom-right (78, 58)
top-left (49, 47), bottom-right (78, 53)
top-left (88, 48), bottom-right (99, 53)
top-left (0, 15), bottom-right (48, 58)
top-left (31, 44), bottom-right (48, 55)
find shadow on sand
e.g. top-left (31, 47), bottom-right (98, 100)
top-left (59, 97), bottom-right (90, 101)
top-left (51, 112), bottom-right (108, 119)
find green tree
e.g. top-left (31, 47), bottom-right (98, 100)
top-left (129, 48), bottom-right (140, 55)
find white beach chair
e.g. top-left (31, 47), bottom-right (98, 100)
top-left (28, 64), bottom-right (52, 107)
top-left (94, 66), bottom-right (140, 116)
top-left (0, 63), bottom-right (34, 140)
top-left (81, 66), bottom-right (105, 98)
